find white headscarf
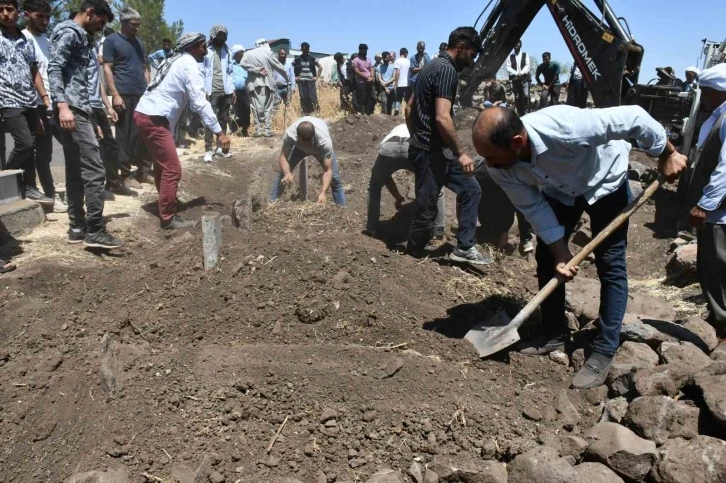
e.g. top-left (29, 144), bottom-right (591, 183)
top-left (698, 63), bottom-right (726, 91)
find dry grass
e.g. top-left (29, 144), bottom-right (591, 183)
top-left (630, 277), bottom-right (705, 317)
top-left (268, 84), bottom-right (348, 132)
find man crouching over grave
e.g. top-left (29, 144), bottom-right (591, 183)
top-left (472, 105), bottom-right (687, 389)
top-left (134, 32), bottom-right (230, 230)
top-left (269, 116), bottom-right (347, 206)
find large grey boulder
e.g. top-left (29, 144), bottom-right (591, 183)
top-left (682, 316), bottom-right (719, 352)
top-left (584, 422), bottom-right (657, 481)
top-left (555, 390), bottom-right (581, 430)
top-left (659, 341), bottom-right (712, 367)
top-left (507, 446), bottom-right (580, 483)
top-left (607, 342), bottom-right (659, 397)
top-left (712, 340), bottom-right (726, 361)
top-left (692, 362), bottom-right (726, 430)
top-left (651, 436), bottom-right (726, 483)
top-left (623, 396), bottom-right (699, 445)
top-left (573, 463), bottom-right (624, 483)
top-left (619, 315), bottom-right (704, 349)
top-left (633, 346), bottom-right (713, 397)
top-left (668, 244), bottom-right (698, 278)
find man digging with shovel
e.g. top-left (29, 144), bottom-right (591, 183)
top-left (472, 105), bottom-right (687, 389)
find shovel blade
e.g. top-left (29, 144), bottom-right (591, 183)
top-left (465, 311), bottom-right (521, 358)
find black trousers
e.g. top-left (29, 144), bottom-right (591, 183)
top-left (396, 86), bottom-right (412, 104)
top-left (231, 89), bottom-right (250, 133)
top-left (567, 79), bottom-right (589, 108)
top-left (1, 107), bottom-right (37, 189)
top-left (380, 89), bottom-right (396, 114)
top-left (512, 80), bottom-right (530, 116)
top-left (354, 82), bottom-right (374, 115)
top-left (93, 108), bottom-right (122, 188)
top-left (115, 94), bottom-right (151, 178)
top-left (698, 224), bottom-right (726, 333)
top-left (31, 105), bottom-right (56, 196)
top-left (298, 80), bottom-right (319, 115)
top-left (204, 92), bottom-right (232, 151)
top-left (57, 109), bottom-right (106, 232)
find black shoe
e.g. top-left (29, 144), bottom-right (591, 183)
top-left (572, 352), bottom-right (614, 389)
top-left (136, 173), bottom-right (155, 185)
top-left (84, 229), bottom-right (123, 249)
top-left (517, 335), bottom-right (566, 355)
top-left (103, 190), bottom-right (116, 201)
top-left (67, 226), bottom-right (87, 244)
top-left (161, 215), bottom-right (198, 230)
top-left (24, 186), bottom-right (55, 206)
top-left (109, 184), bottom-right (138, 197)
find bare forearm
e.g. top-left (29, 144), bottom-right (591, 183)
top-left (435, 114), bottom-right (464, 156)
top-left (145, 67), bottom-right (151, 83)
top-left (104, 65), bottom-right (119, 96)
top-left (320, 168), bottom-right (333, 197)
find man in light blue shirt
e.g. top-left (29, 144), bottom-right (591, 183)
top-left (687, 64), bottom-right (726, 335)
top-left (147, 38), bottom-right (172, 71)
top-left (472, 105), bottom-right (687, 389)
top-left (376, 51), bottom-right (397, 114)
top-left (230, 44), bottom-right (250, 137)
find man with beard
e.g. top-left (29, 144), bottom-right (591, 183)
top-left (202, 24), bottom-right (235, 162)
top-left (404, 27), bottom-right (491, 266)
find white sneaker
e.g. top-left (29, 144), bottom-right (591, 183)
top-left (53, 193), bottom-right (68, 213)
top-left (215, 147), bottom-right (232, 158)
top-left (203, 151), bottom-right (213, 163)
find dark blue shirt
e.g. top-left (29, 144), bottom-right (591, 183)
top-left (102, 32), bottom-right (147, 96)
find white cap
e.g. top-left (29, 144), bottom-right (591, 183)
top-left (698, 63), bottom-right (726, 91)
top-left (685, 66), bottom-right (701, 75)
top-left (255, 38), bottom-right (267, 47)
top-left (231, 44), bottom-right (245, 55)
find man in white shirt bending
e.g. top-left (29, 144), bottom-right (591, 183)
top-left (134, 32), bottom-right (230, 229)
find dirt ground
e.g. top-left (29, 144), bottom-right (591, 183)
top-left (0, 112), bottom-right (705, 483)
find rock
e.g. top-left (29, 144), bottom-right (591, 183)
top-left (194, 455), bottom-right (213, 483)
top-left (692, 362), bottom-right (726, 430)
top-left (632, 344), bottom-right (712, 397)
top-left (549, 351), bottom-right (569, 366)
top-left (670, 237), bottom-right (688, 251)
top-left (651, 436), bottom-right (726, 483)
top-left (660, 341), bottom-right (712, 367)
top-left (362, 410), bottom-right (378, 422)
top-left (424, 469), bottom-right (439, 483)
top-left (668, 244), bottom-right (698, 278)
top-left (364, 468), bottom-right (402, 483)
top-left (584, 422), bottom-right (657, 481)
top-left (295, 301), bottom-right (330, 324)
top-left (208, 471), bottom-right (225, 483)
top-left (262, 455), bottom-right (281, 467)
top-left (170, 464), bottom-right (195, 483)
top-left (523, 407), bottom-right (543, 422)
top-left (33, 418), bottom-right (57, 441)
top-left (67, 467), bottom-right (129, 483)
top-left (607, 341), bottom-right (659, 397)
top-left (573, 463), bottom-right (624, 483)
top-left (682, 316), bottom-right (719, 352)
top-left (331, 270), bottom-right (355, 290)
top-left (572, 349), bottom-right (586, 373)
top-left (620, 314), bottom-right (704, 349)
top-left (41, 353), bottom-right (63, 372)
top-left (409, 461), bottom-right (424, 483)
top-left (558, 435), bottom-right (589, 460)
top-left (555, 390), bottom-right (581, 430)
top-left (599, 397), bottom-right (629, 423)
top-left (428, 455), bottom-right (507, 482)
top-left (584, 386), bottom-right (609, 406)
top-left (507, 446), bottom-right (579, 483)
top-left (377, 358), bottom-right (404, 379)
top-left (629, 180), bottom-right (644, 199)
top-left (713, 340), bottom-right (726, 361)
top-left (315, 470), bottom-right (327, 483)
top-left (320, 407), bottom-right (337, 424)
top-left (628, 161), bottom-right (647, 181)
top-left (624, 396), bottom-right (699, 445)
top-left (633, 365), bottom-right (680, 397)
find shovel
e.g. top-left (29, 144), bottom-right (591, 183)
top-left (465, 174), bottom-right (666, 358)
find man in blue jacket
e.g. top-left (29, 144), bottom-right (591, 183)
top-left (202, 24), bottom-right (235, 162)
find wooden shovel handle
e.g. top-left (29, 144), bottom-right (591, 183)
top-left (509, 174), bottom-right (666, 330)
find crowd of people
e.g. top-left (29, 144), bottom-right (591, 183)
top-left (1, 1), bottom-right (725, 396)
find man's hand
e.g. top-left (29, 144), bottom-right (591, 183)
top-left (317, 192), bottom-right (326, 204)
top-left (96, 125), bottom-right (104, 139)
top-left (42, 96), bottom-right (51, 109)
top-left (34, 118), bottom-right (45, 136)
top-left (259, 68), bottom-right (269, 76)
top-left (231, 92), bottom-right (237, 104)
top-left (550, 239), bottom-right (578, 281)
top-left (109, 109), bottom-right (119, 123)
top-left (312, 76), bottom-right (318, 82)
top-left (112, 94), bottom-right (125, 113)
top-left (690, 206), bottom-right (708, 229)
top-left (395, 197), bottom-right (405, 210)
top-left (58, 105), bottom-right (76, 132)
top-left (216, 133), bottom-right (231, 153)
top-left (659, 149), bottom-right (688, 183)
top-left (458, 153), bottom-right (475, 175)
top-left (282, 172), bottom-right (294, 185)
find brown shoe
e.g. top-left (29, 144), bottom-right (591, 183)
top-left (123, 177), bottom-right (142, 189)
top-left (136, 173), bottom-right (155, 185)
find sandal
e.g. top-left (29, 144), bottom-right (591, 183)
top-left (0, 259), bottom-right (16, 274)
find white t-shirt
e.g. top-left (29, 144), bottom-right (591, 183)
top-left (381, 124), bottom-right (409, 145)
top-left (393, 57), bottom-right (410, 88)
top-left (22, 29), bottom-right (50, 105)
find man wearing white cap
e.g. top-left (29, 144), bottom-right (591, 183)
top-left (134, 32), bottom-right (230, 229)
top-left (683, 66), bottom-right (700, 93)
top-left (241, 41), bottom-right (288, 137)
top-left (687, 63), bottom-right (726, 335)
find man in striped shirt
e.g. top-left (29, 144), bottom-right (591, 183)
top-left (405, 27), bottom-right (491, 265)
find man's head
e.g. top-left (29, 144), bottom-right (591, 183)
top-left (438, 42), bottom-right (448, 54)
top-left (382, 51), bottom-right (390, 64)
top-left (0, 0), bottom-right (18, 28)
top-left (179, 32), bottom-right (208, 62)
top-left (334, 52), bottom-right (344, 65)
top-left (446, 26), bottom-right (482, 72)
top-left (490, 77), bottom-right (498, 87)
top-left (23, 0), bottom-right (51, 33)
top-left (76, 0), bottom-right (114, 34)
top-left (685, 66), bottom-right (700, 83)
top-left (698, 63), bottom-right (726, 111)
top-left (209, 24), bottom-right (227, 46)
top-left (278, 48), bottom-right (287, 64)
top-left (162, 38), bottom-right (172, 52)
top-left (542, 52), bottom-right (551, 64)
top-left (297, 121), bottom-right (316, 149)
top-left (472, 107), bottom-right (528, 169)
top-left (301, 42), bottom-right (310, 55)
top-left (231, 44), bottom-right (244, 63)
top-left (374, 53), bottom-right (382, 65)
top-left (119, 7), bottom-right (140, 37)
top-left (358, 43), bottom-right (368, 58)
top-left (416, 41), bottom-right (425, 55)
top-left (514, 40), bottom-right (522, 54)
top-left (399, 47), bottom-right (408, 58)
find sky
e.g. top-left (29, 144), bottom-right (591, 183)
top-left (165, 0), bottom-right (724, 82)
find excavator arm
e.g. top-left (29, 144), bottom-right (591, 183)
top-left (459, 0), bottom-right (644, 108)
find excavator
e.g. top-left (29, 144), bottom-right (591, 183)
top-left (459, 0), bottom-right (726, 155)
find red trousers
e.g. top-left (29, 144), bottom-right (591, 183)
top-left (133, 112), bottom-right (181, 223)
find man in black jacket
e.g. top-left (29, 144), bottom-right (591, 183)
top-left (294, 42), bottom-right (321, 115)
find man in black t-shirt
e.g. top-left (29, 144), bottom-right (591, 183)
top-left (404, 27), bottom-right (491, 266)
top-left (535, 52), bottom-right (561, 109)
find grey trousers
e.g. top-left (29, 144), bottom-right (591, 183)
top-left (249, 85), bottom-right (274, 135)
top-left (57, 110), bottom-right (106, 232)
top-left (698, 223), bottom-right (726, 332)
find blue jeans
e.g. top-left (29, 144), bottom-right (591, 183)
top-left (407, 146), bottom-right (481, 254)
top-left (269, 147), bottom-right (346, 206)
top-left (535, 180), bottom-right (631, 356)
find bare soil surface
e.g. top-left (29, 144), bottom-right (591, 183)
top-left (0, 112), bottom-right (704, 482)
